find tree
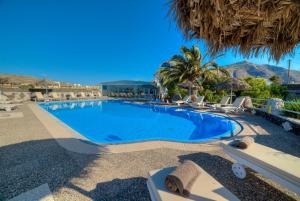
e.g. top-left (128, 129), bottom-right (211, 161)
top-left (269, 75), bottom-right (282, 85)
top-left (241, 77), bottom-right (270, 99)
top-left (157, 45), bottom-right (229, 100)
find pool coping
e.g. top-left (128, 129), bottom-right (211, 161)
top-left (29, 102), bottom-right (256, 154)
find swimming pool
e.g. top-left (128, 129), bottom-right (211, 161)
top-left (39, 100), bottom-right (241, 144)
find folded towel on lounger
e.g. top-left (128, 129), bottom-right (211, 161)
top-left (165, 160), bottom-right (200, 197)
top-left (230, 136), bottom-right (254, 149)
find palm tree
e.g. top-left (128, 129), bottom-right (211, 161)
top-left (157, 45), bottom-right (229, 99)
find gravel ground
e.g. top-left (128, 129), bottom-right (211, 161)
top-left (0, 104), bottom-right (300, 201)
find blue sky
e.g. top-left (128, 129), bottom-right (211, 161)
top-left (0, 0), bottom-right (299, 84)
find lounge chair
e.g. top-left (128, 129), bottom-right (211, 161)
top-left (9, 93), bottom-right (24, 104)
top-left (188, 96), bottom-right (205, 109)
top-left (127, 92), bottom-right (133, 98)
top-left (221, 141), bottom-right (300, 195)
top-left (0, 103), bottom-right (19, 111)
top-left (48, 92), bottom-right (61, 101)
top-left (77, 92), bottom-right (87, 99)
top-left (216, 97), bottom-right (246, 113)
top-left (175, 96), bottom-right (191, 105)
top-left (0, 94), bottom-right (23, 104)
top-left (59, 93), bottom-right (67, 100)
top-left (32, 92), bottom-right (45, 102)
top-left (208, 96), bottom-right (230, 109)
top-left (94, 91), bottom-right (101, 99)
top-left (147, 166), bottom-right (239, 201)
top-left (0, 94), bottom-right (12, 104)
top-left (85, 92), bottom-right (92, 99)
top-left (66, 92), bottom-right (77, 100)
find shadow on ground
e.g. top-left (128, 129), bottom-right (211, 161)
top-left (234, 114), bottom-right (300, 157)
top-left (67, 177), bottom-right (150, 201)
top-left (0, 138), bottom-right (100, 200)
top-left (179, 152), bottom-right (297, 201)
top-left (0, 138), bottom-right (152, 201)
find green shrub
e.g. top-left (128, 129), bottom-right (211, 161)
top-left (241, 77), bottom-right (270, 99)
top-left (269, 84), bottom-right (288, 99)
top-left (283, 99), bottom-right (300, 119)
top-left (199, 89), bottom-right (227, 103)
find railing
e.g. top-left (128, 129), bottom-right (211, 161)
top-left (251, 97), bottom-right (300, 119)
top-left (251, 98), bottom-right (268, 108)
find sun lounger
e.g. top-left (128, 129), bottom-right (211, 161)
top-left (147, 166), bottom-right (239, 201)
top-left (221, 141), bottom-right (300, 195)
top-left (175, 96), bottom-right (191, 105)
top-left (77, 92), bottom-right (87, 99)
top-left (0, 95), bottom-right (15, 104)
top-left (7, 93), bottom-right (25, 104)
top-left (188, 96), bottom-right (205, 109)
top-left (0, 104), bottom-right (19, 111)
top-left (86, 92), bottom-right (94, 99)
top-left (216, 97), bottom-right (246, 113)
top-left (208, 96), bottom-right (230, 109)
top-left (66, 92), bottom-right (77, 100)
top-left (32, 92), bottom-right (45, 102)
top-left (94, 91), bottom-right (101, 99)
top-left (48, 92), bottom-right (61, 101)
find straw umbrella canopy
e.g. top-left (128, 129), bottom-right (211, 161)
top-left (217, 78), bottom-right (250, 103)
top-left (36, 79), bottom-right (53, 95)
top-left (169, 0), bottom-right (300, 61)
top-left (216, 78), bottom-right (251, 91)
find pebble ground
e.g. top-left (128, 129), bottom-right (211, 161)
top-left (0, 104), bottom-right (300, 201)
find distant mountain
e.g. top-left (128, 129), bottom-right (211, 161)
top-left (0, 74), bottom-right (44, 84)
top-left (224, 61), bottom-right (300, 83)
top-left (0, 74), bottom-right (69, 85)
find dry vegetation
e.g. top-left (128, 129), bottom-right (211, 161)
top-left (169, 0), bottom-right (300, 61)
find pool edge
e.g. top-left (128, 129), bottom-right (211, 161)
top-left (29, 102), bottom-right (254, 154)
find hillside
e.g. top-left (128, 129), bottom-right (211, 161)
top-left (0, 74), bottom-right (44, 84)
top-left (0, 74), bottom-right (67, 85)
top-left (224, 61), bottom-right (300, 83)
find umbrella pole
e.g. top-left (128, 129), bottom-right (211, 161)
top-left (230, 82), bottom-right (233, 104)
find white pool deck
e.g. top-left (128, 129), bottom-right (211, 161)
top-left (29, 102), bottom-right (256, 154)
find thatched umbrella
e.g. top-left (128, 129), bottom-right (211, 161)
top-left (217, 78), bottom-right (250, 103)
top-left (217, 78), bottom-right (250, 91)
top-left (178, 81), bottom-right (204, 102)
top-left (36, 79), bottom-right (53, 95)
top-left (169, 0), bottom-right (300, 61)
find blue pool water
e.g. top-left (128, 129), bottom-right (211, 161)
top-left (39, 100), bottom-right (240, 144)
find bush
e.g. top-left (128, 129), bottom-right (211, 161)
top-left (199, 89), bottom-right (227, 103)
top-left (283, 99), bottom-right (300, 119)
top-left (241, 77), bottom-right (270, 99)
top-left (269, 84), bottom-right (288, 99)
top-left (167, 85), bottom-right (188, 99)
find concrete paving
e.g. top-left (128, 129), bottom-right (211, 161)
top-left (0, 104), bottom-right (300, 201)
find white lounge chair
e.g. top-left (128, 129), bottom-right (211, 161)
top-left (48, 92), bottom-right (61, 101)
top-left (32, 92), bottom-right (45, 102)
top-left (0, 104), bottom-right (18, 111)
top-left (0, 94), bottom-right (22, 104)
top-left (216, 97), bottom-right (246, 113)
top-left (209, 96), bottom-right (231, 109)
top-left (94, 91), bottom-right (101, 99)
top-left (86, 92), bottom-right (94, 99)
top-left (175, 96), bottom-right (191, 105)
top-left (9, 93), bottom-right (24, 104)
top-left (188, 96), bottom-right (205, 109)
top-left (77, 92), bottom-right (86, 99)
top-left (221, 141), bottom-right (300, 195)
top-left (147, 166), bottom-right (239, 201)
top-left (66, 92), bottom-right (77, 100)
